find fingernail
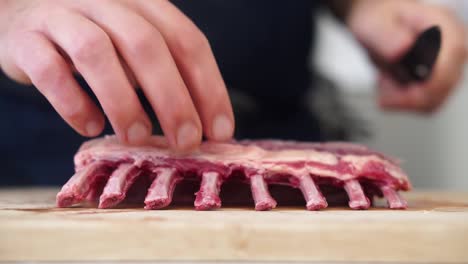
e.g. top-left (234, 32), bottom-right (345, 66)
top-left (177, 122), bottom-right (200, 149)
top-left (212, 114), bottom-right (233, 141)
top-left (127, 121), bottom-right (150, 144)
top-left (86, 120), bottom-right (102, 136)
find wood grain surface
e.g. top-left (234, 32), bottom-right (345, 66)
top-left (0, 188), bottom-right (467, 262)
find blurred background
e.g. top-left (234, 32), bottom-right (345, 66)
top-left (313, 0), bottom-right (468, 190)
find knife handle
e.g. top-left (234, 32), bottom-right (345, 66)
top-left (389, 26), bottom-right (442, 85)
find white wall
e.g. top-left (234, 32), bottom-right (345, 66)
top-left (312, 9), bottom-right (468, 190)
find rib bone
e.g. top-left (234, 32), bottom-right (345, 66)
top-left (299, 174), bottom-right (328, 210)
top-left (194, 171), bottom-right (223, 210)
top-left (56, 161), bottom-right (111, 207)
top-left (144, 168), bottom-right (180, 209)
top-left (380, 185), bottom-right (407, 209)
top-left (250, 174), bottom-right (277, 211)
top-left (344, 180), bottom-right (370, 209)
top-left (99, 164), bottom-right (141, 208)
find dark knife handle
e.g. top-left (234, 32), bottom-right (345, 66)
top-left (389, 26), bottom-right (442, 84)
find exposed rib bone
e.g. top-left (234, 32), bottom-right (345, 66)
top-left (380, 185), bottom-right (407, 209)
top-left (344, 180), bottom-right (370, 209)
top-left (299, 175), bottom-right (328, 210)
top-left (144, 168), bottom-right (180, 209)
top-left (56, 161), bottom-right (111, 207)
top-left (250, 174), bottom-right (277, 211)
top-left (194, 171), bottom-right (223, 210)
top-left (98, 164), bottom-right (141, 208)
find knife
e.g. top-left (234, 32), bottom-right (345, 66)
top-left (388, 25), bottom-right (442, 84)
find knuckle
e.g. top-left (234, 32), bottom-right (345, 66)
top-left (162, 97), bottom-right (196, 124)
top-left (128, 28), bottom-right (161, 58)
top-left (173, 26), bottom-right (210, 60)
top-left (441, 6), bottom-right (456, 18)
top-left (70, 29), bottom-right (110, 65)
top-left (188, 64), bottom-right (204, 86)
top-left (61, 99), bottom-right (87, 122)
top-left (104, 97), bottom-right (138, 121)
top-left (30, 54), bottom-right (64, 87)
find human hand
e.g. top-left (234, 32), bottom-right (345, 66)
top-left (347, 0), bottom-right (467, 112)
top-left (0, 0), bottom-right (234, 149)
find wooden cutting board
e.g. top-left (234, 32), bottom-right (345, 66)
top-left (0, 188), bottom-right (467, 263)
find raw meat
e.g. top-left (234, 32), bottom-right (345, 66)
top-left (56, 135), bottom-right (410, 210)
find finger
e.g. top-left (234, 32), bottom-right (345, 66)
top-left (349, 2), bottom-right (416, 62)
top-left (128, 0), bottom-right (235, 141)
top-left (66, 51), bottom-right (139, 88)
top-left (378, 72), bottom-right (433, 112)
top-left (12, 32), bottom-right (104, 136)
top-left (416, 52), bottom-right (464, 112)
top-left (379, 62), bottom-right (462, 113)
top-left (71, 2), bottom-right (203, 150)
top-left (41, 10), bottom-right (152, 145)
top-left (0, 40), bottom-right (32, 85)
top-left (73, 2), bottom-right (202, 149)
top-left (119, 56), bottom-right (138, 88)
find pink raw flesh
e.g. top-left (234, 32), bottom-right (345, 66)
top-left (56, 136), bottom-right (411, 211)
